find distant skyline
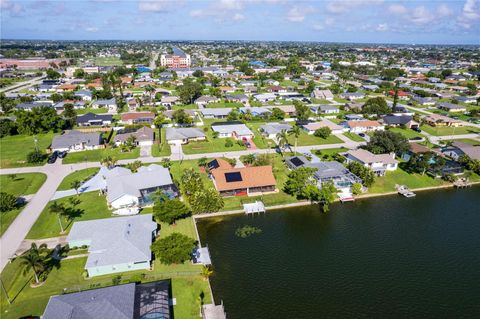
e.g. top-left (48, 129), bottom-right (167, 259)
top-left (1, 0), bottom-right (480, 45)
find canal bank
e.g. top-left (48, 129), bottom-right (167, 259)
top-left (197, 186), bottom-right (480, 318)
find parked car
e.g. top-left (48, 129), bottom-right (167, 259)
top-left (47, 152), bottom-right (58, 164)
top-left (358, 133), bottom-right (366, 137)
top-left (57, 151), bottom-right (67, 159)
top-left (412, 127), bottom-right (421, 133)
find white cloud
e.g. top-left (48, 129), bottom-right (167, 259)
top-left (437, 4), bottom-right (454, 17)
top-left (1, 0), bottom-right (25, 16)
top-left (287, 6), bottom-right (314, 22)
top-left (138, 0), bottom-right (171, 12)
top-left (85, 26), bottom-right (99, 32)
top-left (327, 0), bottom-right (383, 14)
top-left (388, 4), bottom-right (407, 15)
top-left (376, 23), bottom-right (388, 31)
top-left (410, 6), bottom-right (434, 25)
top-left (457, 0), bottom-right (480, 28)
top-left (233, 13), bottom-right (245, 21)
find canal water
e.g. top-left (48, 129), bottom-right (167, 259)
top-left (197, 187), bottom-right (480, 318)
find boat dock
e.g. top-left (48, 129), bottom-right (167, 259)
top-left (454, 178), bottom-right (472, 188)
top-left (396, 185), bottom-right (416, 197)
top-left (243, 201), bottom-right (266, 214)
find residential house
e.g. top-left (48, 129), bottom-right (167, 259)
top-left (126, 98), bottom-right (140, 111)
top-left (106, 164), bottom-right (177, 208)
top-left (362, 85), bottom-right (379, 91)
top-left (259, 123), bottom-right (292, 139)
top-left (92, 98), bottom-right (117, 114)
top-left (423, 113), bottom-right (463, 127)
top-left (67, 214), bottom-right (157, 276)
top-left (310, 89), bottom-right (334, 100)
top-left (211, 122), bottom-right (254, 140)
top-left (268, 85), bottom-right (287, 93)
top-left (381, 115), bottom-right (419, 129)
top-left (401, 142), bottom-right (432, 161)
top-left (339, 92), bottom-right (365, 101)
top-left (76, 113), bottom-right (113, 127)
top-left (454, 96), bottom-right (477, 104)
top-left (16, 102), bottom-right (52, 111)
top-left (200, 108), bottom-right (232, 119)
top-left (285, 156), bottom-right (362, 194)
top-left (160, 96), bottom-right (180, 108)
top-left (266, 105), bottom-right (296, 117)
top-left (114, 127), bottom-right (154, 147)
top-left (343, 149), bottom-right (398, 176)
top-left (437, 102), bottom-right (467, 113)
top-left (302, 119), bottom-right (345, 135)
top-left (388, 90), bottom-right (409, 100)
top-left (254, 93), bottom-right (276, 102)
top-left (120, 112), bottom-right (155, 125)
top-left (225, 94), bottom-right (248, 104)
top-left (210, 163), bottom-right (277, 197)
top-left (310, 104), bottom-right (339, 114)
top-left (51, 131), bottom-right (103, 152)
top-left (410, 95), bottom-right (435, 106)
top-left (43, 281), bottom-right (171, 319)
top-left (441, 141), bottom-right (480, 161)
top-left (195, 95), bottom-right (220, 107)
top-left (343, 120), bottom-right (384, 133)
top-left (240, 107), bottom-right (271, 117)
top-left (165, 127), bottom-right (206, 145)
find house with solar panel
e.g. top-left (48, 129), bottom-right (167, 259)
top-left (67, 214), bottom-right (157, 277)
top-left (208, 159), bottom-right (277, 197)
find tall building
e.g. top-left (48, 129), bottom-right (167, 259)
top-left (160, 47), bottom-right (191, 68)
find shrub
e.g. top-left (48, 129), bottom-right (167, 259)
top-left (225, 138), bottom-right (234, 147)
top-left (26, 150), bottom-right (46, 163)
top-left (235, 225), bottom-right (262, 238)
top-left (0, 192), bottom-right (17, 212)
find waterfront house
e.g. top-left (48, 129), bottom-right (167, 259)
top-left (165, 127), bottom-right (206, 145)
top-left (106, 164), bottom-right (177, 209)
top-left (441, 141), bottom-right (480, 161)
top-left (67, 214), bottom-right (157, 277)
top-left (343, 149), bottom-right (398, 176)
top-left (401, 143), bottom-right (432, 161)
top-left (43, 281), bottom-right (172, 319)
top-left (76, 113), bottom-right (112, 127)
top-left (211, 122), bottom-right (254, 140)
top-left (210, 164), bottom-right (277, 197)
top-left (114, 127), bottom-right (154, 147)
top-left (51, 130), bottom-right (103, 153)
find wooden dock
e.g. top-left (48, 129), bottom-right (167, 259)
top-left (243, 201), bottom-right (266, 214)
top-left (454, 178), bottom-right (472, 188)
top-left (396, 185), bottom-right (416, 198)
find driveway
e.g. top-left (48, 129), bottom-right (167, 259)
top-left (140, 144), bottom-right (152, 157)
top-left (170, 143), bottom-right (184, 161)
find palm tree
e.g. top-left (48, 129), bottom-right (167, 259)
top-left (201, 265), bottom-right (213, 281)
top-left (100, 156), bottom-right (117, 169)
top-left (70, 180), bottom-right (82, 196)
top-left (49, 201), bottom-right (67, 233)
top-left (145, 85), bottom-right (155, 104)
top-left (19, 243), bottom-right (49, 285)
top-left (289, 125), bottom-right (302, 155)
top-left (276, 129), bottom-right (289, 154)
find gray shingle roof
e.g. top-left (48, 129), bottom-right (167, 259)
top-left (260, 123), bottom-right (292, 135)
top-left (67, 214), bottom-right (157, 268)
top-left (165, 127), bottom-right (206, 141)
top-left (43, 283), bottom-right (136, 319)
top-left (51, 131), bottom-right (102, 149)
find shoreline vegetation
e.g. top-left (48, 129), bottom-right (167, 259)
top-left (192, 181), bottom-right (480, 219)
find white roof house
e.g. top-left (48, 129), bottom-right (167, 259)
top-left (106, 164), bottom-right (176, 209)
top-left (302, 119), bottom-right (345, 135)
top-left (260, 123), bottom-right (292, 139)
top-left (200, 108), bottom-right (232, 119)
top-left (344, 149), bottom-right (398, 175)
top-left (165, 127), bottom-right (206, 144)
top-left (211, 123), bottom-right (254, 140)
top-left (67, 214), bottom-right (157, 277)
top-left (311, 89), bottom-right (334, 100)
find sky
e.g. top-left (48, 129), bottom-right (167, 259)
top-left (1, 0), bottom-right (480, 45)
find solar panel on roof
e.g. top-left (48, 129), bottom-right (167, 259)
top-left (208, 159), bottom-right (219, 170)
top-left (290, 157), bottom-right (304, 167)
top-left (225, 172), bottom-right (242, 182)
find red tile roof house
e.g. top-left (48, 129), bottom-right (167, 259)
top-left (120, 112), bottom-right (155, 125)
top-left (388, 90), bottom-right (410, 100)
top-left (344, 120), bottom-right (385, 134)
top-left (209, 160), bottom-right (277, 197)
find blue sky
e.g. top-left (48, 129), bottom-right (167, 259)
top-left (1, 0), bottom-right (480, 44)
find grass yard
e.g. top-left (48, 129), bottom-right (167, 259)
top-left (0, 207), bottom-right (23, 236)
top-left (442, 138), bottom-right (480, 146)
top-left (62, 147), bottom-right (140, 164)
top-left (296, 131), bottom-right (343, 146)
top-left (387, 127), bottom-right (424, 139)
top-left (343, 132), bottom-right (365, 142)
top-left (75, 107), bottom-right (108, 115)
top-left (368, 168), bottom-right (446, 194)
top-left (26, 192), bottom-right (112, 239)
top-left (420, 125), bottom-right (480, 136)
top-left (93, 56), bottom-right (123, 66)
top-left (0, 133), bottom-right (56, 168)
top-left (57, 168), bottom-right (99, 191)
top-left (182, 130), bottom-right (246, 155)
top-left (0, 173), bottom-right (47, 196)
top-left (152, 128), bottom-right (171, 157)
top-left (206, 101), bottom-right (243, 108)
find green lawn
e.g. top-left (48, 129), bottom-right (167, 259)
top-left (343, 132), bottom-right (365, 142)
top-left (420, 125), bottom-right (480, 136)
top-left (62, 147), bottom-right (140, 164)
top-left (0, 133), bottom-right (56, 168)
top-left (206, 101), bottom-right (243, 109)
top-left (75, 107), bottom-right (108, 114)
top-left (182, 130), bottom-right (246, 155)
top-left (92, 56), bottom-right (123, 66)
top-left (388, 127), bottom-right (424, 139)
top-left (152, 128), bottom-right (171, 157)
top-left (0, 173), bottom-right (47, 196)
top-left (27, 192), bottom-right (112, 239)
top-left (57, 168), bottom-right (99, 191)
top-left (442, 138), bottom-right (480, 146)
top-left (296, 131), bottom-right (343, 146)
top-left (368, 168), bottom-right (446, 194)
top-left (0, 207), bottom-right (23, 236)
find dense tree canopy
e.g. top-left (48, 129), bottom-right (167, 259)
top-left (365, 130), bottom-right (410, 155)
top-left (362, 97), bottom-right (390, 116)
top-left (153, 196), bottom-right (189, 225)
top-left (177, 79), bottom-right (203, 104)
top-left (346, 161), bottom-right (376, 187)
top-left (151, 233), bottom-right (196, 265)
top-left (15, 107), bottom-right (64, 135)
